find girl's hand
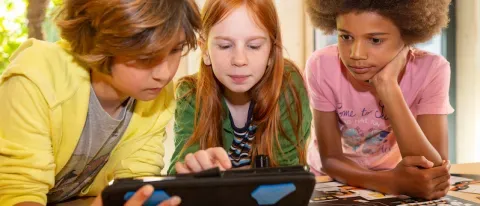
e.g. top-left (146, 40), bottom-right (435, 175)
top-left (175, 147), bottom-right (232, 174)
top-left (390, 156), bottom-right (450, 200)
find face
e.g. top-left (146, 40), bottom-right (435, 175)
top-left (109, 32), bottom-right (186, 101)
top-left (336, 12), bottom-right (405, 81)
top-left (205, 4), bottom-right (272, 94)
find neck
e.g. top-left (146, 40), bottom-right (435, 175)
top-left (90, 70), bottom-right (129, 116)
top-left (224, 88), bottom-right (252, 128)
top-left (223, 88), bottom-right (251, 106)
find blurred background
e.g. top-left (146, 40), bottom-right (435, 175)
top-left (1, 0), bottom-right (478, 172)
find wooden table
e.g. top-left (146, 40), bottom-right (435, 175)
top-left (314, 163), bottom-right (480, 204)
top-left (58, 163), bottom-right (480, 205)
top-left (447, 163), bottom-right (480, 203)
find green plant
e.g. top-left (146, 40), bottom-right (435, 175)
top-left (0, 0), bottom-right (60, 74)
top-left (0, 0), bottom-right (28, 74)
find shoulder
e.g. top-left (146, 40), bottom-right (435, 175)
top-left (1, 39), bottom-right (90, 107)
top-left (175, 74), bottom-right (198, 99)
top-left (305, 45), bottom-right (343, 81)
top-left (408, 49), bottom-right (450, 80)
top-left (306, 45), bottom-right (341, 70)
top-left (5, 39), bottom-right (82, 76)
top-left (175, 74), bottom-right (198, 106)
top-left (279, 61), bottom-right (311, 118)
top-left (174, 74), bottom-right (198, 116)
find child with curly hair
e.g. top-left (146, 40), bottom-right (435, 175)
top-left (305, 0), bottom-right (453, 200)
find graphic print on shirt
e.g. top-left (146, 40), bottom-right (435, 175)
top-left (338, 100), bottom-right (393, 156)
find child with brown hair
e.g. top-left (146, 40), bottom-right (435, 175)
top-left (0, 0), bottom-right (200, 205)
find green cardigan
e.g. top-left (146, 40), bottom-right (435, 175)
top-left (168, 66), bottom-right (312, 174)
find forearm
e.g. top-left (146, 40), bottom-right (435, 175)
top-left (376, 82), bottom-right (442, 165)
top-left (322, 156), bottom-right (394, 194)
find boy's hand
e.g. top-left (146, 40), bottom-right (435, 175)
top-left (91, 185), bottom-right (181, 206)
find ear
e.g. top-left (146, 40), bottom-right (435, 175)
top-left (198, 38), bottom-right (206, 50)
top-left (203, 53), bottom-right (212, 66)
top-left (198, 37), bottom-right (211, 66)
top-left (267, 58), bottom-right (273, 67)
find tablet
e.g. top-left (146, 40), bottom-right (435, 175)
top-left (102, 166), bottom-right (315, 206)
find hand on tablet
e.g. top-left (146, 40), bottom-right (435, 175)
top-left (92, 185), bottom-right (181, 206)
top-left (175, 147), bottom-right (232, 174)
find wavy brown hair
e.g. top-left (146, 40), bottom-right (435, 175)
top-left (306, 0), bottom-right (451, 45)
top-left (56, 0), bottom-right (201, 73)
top-left (178, 0), bottom-right (306, 166)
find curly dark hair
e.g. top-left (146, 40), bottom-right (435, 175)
top-left (306, 0), bottom-right (451, 44)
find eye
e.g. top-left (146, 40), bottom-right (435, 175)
top-left (136, 57), bottom-right (154, 65)
top-left (339, 34), bottom-right (353, 41)
top-left (248, 45), bottom-right (261, 50)
top-left (170, 46), bottom-right (184, 54)
top-left (218, 44), bottom-right (232, 50)
top-left (370, 38), bottom-right (383, 45)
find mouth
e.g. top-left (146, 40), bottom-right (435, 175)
top-left (228, 75), bottom-right (250, 83)
top-left (348, 66), bottom-right (374, 74)
top-left (145, 87), bottom-right (163, 93)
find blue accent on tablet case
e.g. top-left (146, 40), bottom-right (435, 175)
top-left (251, 183), bottom-right (296, 205)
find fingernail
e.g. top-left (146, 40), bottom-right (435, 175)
top-left (171, 196), bottom-right (181, 205)
top-left (143, 185), bottom-right (154, 196)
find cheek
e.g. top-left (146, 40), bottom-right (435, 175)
top-left (210, 50), bottom-right (230, 67)
top-left (368, 50), bottom-right (395, 68)
top-left (253, 63), bottom-right (267, 77)
top-left (166, 55), bottom-right (182, 79)
top-left (211, 66), bottom-right (226, 80)
top-left (337, 44), bottom-right (351, 59)
top-left (111, 63), bottom-right (142, 80)
top-left (248, 49), bottom-right (270, 67)
top-left (123, 70), bottom-right (146, 82)
top-left (338, 52), bottom-right (350, 67)
top-left (168, 62), bottom-right (180, 79)
top-left (111, 69), bottom-right (147, 90)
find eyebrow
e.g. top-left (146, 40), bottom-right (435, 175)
top-left (213, 36), bottom-right (267, 41)
top-left (338, 28), bottom-right (389, 36)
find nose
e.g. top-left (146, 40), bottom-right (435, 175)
top-left (350, 40), bottom-right (368, 60)
top-left (231, 46), bottom-right (248, 67)
top-left (151, 58), bottom-right (171, 81)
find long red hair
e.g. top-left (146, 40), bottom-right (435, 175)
top-left (178, 0), bottom-right (306, 166)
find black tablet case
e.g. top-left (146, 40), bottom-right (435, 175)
top-left (102, 166), bottom-right (316, 206)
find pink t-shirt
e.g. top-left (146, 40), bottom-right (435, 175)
top-left (305, 45), bottom-right (454, 175)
